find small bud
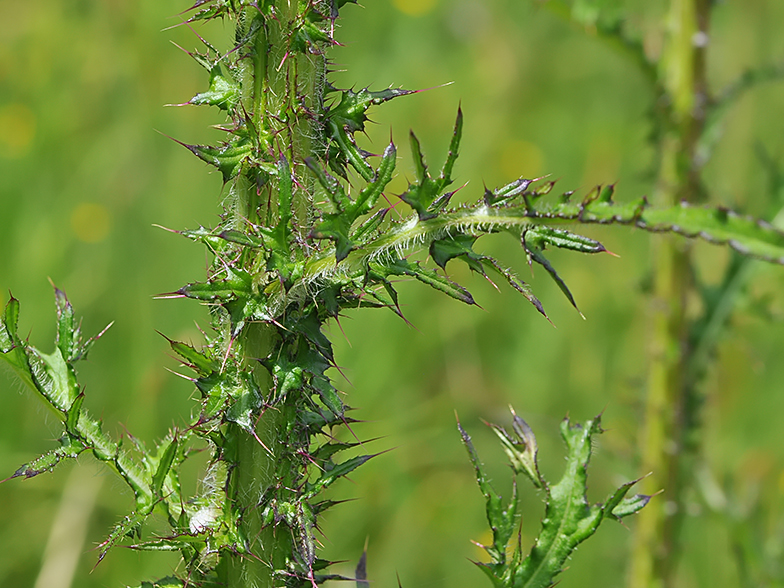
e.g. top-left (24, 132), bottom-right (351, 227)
top-left (489, 406), bottom-right (545, 488)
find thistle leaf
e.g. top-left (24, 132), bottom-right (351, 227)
top-left (523, 236), bottom-right (583, 315)
top-left (609, 491), bottom-right (652, 519)
top-left (458, 419), bottom-right (519, 566)
top-left (177, 267), bottom-right (253, 302)
top-left (151, 436), bottom-right (180, 498)
top-left (310, 141), bottom-right (398, 262)
top-left (463, 410), bottom-right (651, 588)
top-left (484, 178), bottom-right (535, 206)
top-left (488, 409), bottom-right (544, 489)
top-left (98, 511), bottom-right (148, 564)
top-left (305, 454), bottom-right (377, 498)
top-left (326, 86), bottom-right (414, 134)
top-left (189, 64), bottom-right (240, 112)
top-left (351, 140), bottom-right (397, 219)
top-left (182, 139), bottom-right (253, 183)
top-left (165, 337), bottom-right (218, 375)
top-left (370, 258), bottom-right (476, 306)
top-left (132, 576), bottom-right (185, 588)
top-left (8, 435), bottom-right (85, 480)
top-left (400, 109), bottom-right (462, 220)
top-left (53, 285), bottom-right (76, 360)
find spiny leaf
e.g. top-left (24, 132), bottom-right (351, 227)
top-left (440, 106), bottom-right (463, 189)
top-left (326, 86), bottom-right (414, 134)
top-left (522, 234), bottom-right (583, 316)
top-left (535, 191), bottom-right (784, 263)
top-left (0, 297), bottom-right (36, 391)
top-left (458, 418), bottom-right (519, 566)
top-left (484, 178), bottom-right (535, 206)
top-left (463, 409), bottom-right (650, 588)
top-left (428, 235), bottom-right (549, 317)
top-left (183, 0), bottom-right (232, 22)
top-left (350, 140), bottom-right (397, 219)
top-left (400, 108), bottom-right (463, 220)
top-left (311, 214), bottom-right (354, 262)
top-left (164, 336), bottom-right (218, 375)
top-left (429, 233), bottom-right (484, 272)
top-left (305, 454), bottom-right (377, 498)
top-left (135, 576), bottom-right (185, 588)
top-left (310, 141), bottom-right (397, 262)
top-left (218, 229), bottom-right (265, 248)
top-left (32, 346), bottom-right (80, 415)
top-left (306, 156), bottom-right (351, 210)
top-left (523, 225), bottom-right (607, 254)
top-left (370, 258), bottom-right (476, 306)
top-left (53, 285), bottom-right (76, 361)
top-left (181, 139), bottom-right (254, 183)
top-left (66, 393), bottom-right (85, 433)
top-left (311, 374), bottom-right (344, 417)
top-left (189, 64), bottom-right (240, 111)
top-left (262, 354), bottom-right (305, 400)
top-left (313, 441), bottom-right (366, 466)
top-left (270, 177), bottom-right (784, 324)
top-left (352, 208), bottom-right (389, 244)
top-left (518, 414), bottom-right (647, 587)
top-left (609, 491), bottom-right (652, 519)
top-left (151, 437), bottom-right (180, 498)
top-left (98, 511), bottom-right (149, 564)
top-left (0, 296), bottom-right (20, 348)
top-left (288, 310), bottom-right (335, 363)
top-left (8, 435), bottom-right (85, 480)
top-left (479, 257), bottom-right (549, 320)
top-left (330, 126), bottom-right (375, 181)
top-left (1, 291), bottom-right (151, 508)
top-left (291, 17), bottom-right (334, 54)
top-left (177, 267), bottom-right (253, 302)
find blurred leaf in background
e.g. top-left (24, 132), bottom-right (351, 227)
top-left (1, 1), bottom-right (784, 587)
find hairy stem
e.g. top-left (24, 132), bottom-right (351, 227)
top-left (218, 4), bottom-right (326, 586)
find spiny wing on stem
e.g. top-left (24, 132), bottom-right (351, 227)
top-left (0, 291), bottom-right (196, 558)
top-left (313, 180), bottom-right (784, 318)
top-left (174, 165), bottom-right (784, 328)
top-left (313, 107), bottom-right (784, 319)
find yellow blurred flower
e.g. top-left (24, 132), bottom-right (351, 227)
top-left (393, 0), bottom-right (437, 17)
top-left (0, 103), bottom-right (36, 158)
top-left (71, 203), bottom-right (111, 243)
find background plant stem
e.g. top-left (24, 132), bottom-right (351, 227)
top-left (629, 1), bottom-right (710, 587)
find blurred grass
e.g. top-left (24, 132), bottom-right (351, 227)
top-left (1, 1), bottom-right (784, 587)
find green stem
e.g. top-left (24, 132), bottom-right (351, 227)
top-left (216, 4), bottom-right (327, 587)
top-left (629, 1), bottom-right (710, 587)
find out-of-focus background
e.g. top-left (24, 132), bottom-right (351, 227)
top-left (2, 1), bottom-right (784, 587)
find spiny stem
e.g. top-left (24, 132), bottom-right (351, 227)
top-left (216, 4), bottom-right (329, 587)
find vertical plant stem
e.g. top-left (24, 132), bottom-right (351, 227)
top-left (215, 4), bottom-right (327, 586)
top-left (629, 1), bottom-right (710, 587)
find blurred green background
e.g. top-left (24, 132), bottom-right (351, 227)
top-left (2, 1), bottom-right (784, 587)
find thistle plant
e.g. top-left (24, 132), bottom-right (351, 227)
top-left (3, 2), bottom-right (784, 588)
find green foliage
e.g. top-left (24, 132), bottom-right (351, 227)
top-left (3, 2), bottom-right (784, 588)
top-left (459, 409), bottom-right (650, 588)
